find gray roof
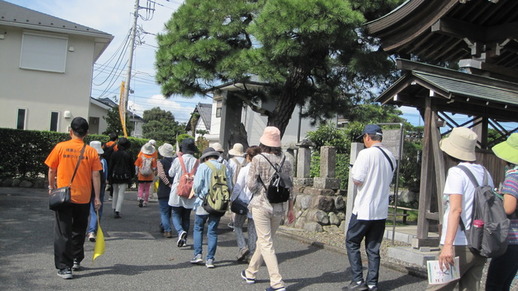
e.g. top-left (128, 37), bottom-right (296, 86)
top-left (94, 97), bottom-right (142, 120)
top-left (376, 60), bottom-right (518, 122)
top-left (197, 103), bottom-right (212, 129)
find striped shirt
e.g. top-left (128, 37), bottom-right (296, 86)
top-left (501, 167), bottom-right (518, 245)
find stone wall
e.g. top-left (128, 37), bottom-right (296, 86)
top-left (290, 145), bottom-right (346, 233)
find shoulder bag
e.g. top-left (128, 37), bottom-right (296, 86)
top-left (49, 144), bottom-right (86, 211)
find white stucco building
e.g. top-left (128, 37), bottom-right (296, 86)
top-left (0, 1), bottom-right (113, 132)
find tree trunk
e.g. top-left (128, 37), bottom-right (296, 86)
top-left (268, 68), bottom-right (305, 138)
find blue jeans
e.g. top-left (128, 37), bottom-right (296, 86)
top-left (158, 199), bottom-right (173, 233)
top-left (193, 214), bottom-right (221, 260)
top-left (87, 185), bottom-right (105, 234)
top-left (172, 206), bottom-right (192, 236)
top-left (345, 214), bottom-right (386, 286)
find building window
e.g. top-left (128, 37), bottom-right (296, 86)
top-left (20, 32), bottom-right (68, 73)
top-left (50, 112), bottom-right (59, 131)
top-left (17, 109), bottom-right (27, 130)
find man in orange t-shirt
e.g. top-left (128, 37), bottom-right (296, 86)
top-left (45, 117), bottom-right (102, 279)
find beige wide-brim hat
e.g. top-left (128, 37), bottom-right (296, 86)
top-left (141, 142), bottom-right (156, 155)
top-left (229, 143), bottom-right (245, 156)
top-left (211, 142), bottom-right (224, 153)
top-left (158, 143), bottom-right (174, 158)
top-left (439, 127), bottom-right (478, 162)
top-left (492, 133), bottom-right (518, 165)
top-left (260, 126), bottom-right (281, 147)
top-left (89, 141), bottom-right (104, 155)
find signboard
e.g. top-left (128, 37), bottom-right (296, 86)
top-left (382, 129), bottom-right (403, 160)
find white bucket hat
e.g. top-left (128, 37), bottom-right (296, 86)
top-left (89, 141), bottom-right (104, 155)
top-left (439, 127), bottom-right (477, 162)
top-left (141, 142), bottom-right (156, 155)
top-left (228, 143), bottom-right (245, 156)
top-left (158, 143), bottom-right (175, 158)
top-left (211, 142), bottom-right (224, 153)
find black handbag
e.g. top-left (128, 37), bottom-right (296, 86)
top-left (49, 187), bottom-right (71, 211)
top-left (231, 199), bottom-right (248, 215)
top-left (49, 144), bottom-right (85, 211)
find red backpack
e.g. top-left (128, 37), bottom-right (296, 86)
top-left (177, 155), bottom-right (199, 198)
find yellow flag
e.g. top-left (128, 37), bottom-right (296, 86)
top-left (93, 211), bottom-right (105, 261)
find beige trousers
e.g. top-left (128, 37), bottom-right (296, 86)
top-left (426, 245), bottom-right (486, 291)
top-left (245, 207), bottom-right (284, 289)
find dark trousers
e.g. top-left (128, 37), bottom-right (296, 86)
top-left (345, 214), bottom-right (386, 286)
top-left (54, 203), bottom-right (90, 269)
top-left (486, 244), bottom-right (518, 291)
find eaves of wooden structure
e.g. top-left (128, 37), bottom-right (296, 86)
top-left (365, 0), bottom-right (518, 247)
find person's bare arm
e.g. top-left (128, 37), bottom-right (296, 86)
top-left (439, 194), bottom-right (462, 271)
top-left (47, 168), bottom-right (57, 194)
top-left (92, 171), bottom-right (101, 211)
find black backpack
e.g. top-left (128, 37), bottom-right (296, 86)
top-left (457, 165), bottom-right (510, 258)
top-left (258, 154), bottom-right (292, 204)
top-left (102, 142), bottom-right (117, 163)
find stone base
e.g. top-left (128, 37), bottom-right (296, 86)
top-left (387, 246), bottom-right (438, 267)
top-left (294, 177), bottom-right (313, 186)
top-left (313, 178), bottom-right (340, 190)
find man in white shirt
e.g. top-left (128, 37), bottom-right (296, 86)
top-left (345, 124), bottom-right (396, 291)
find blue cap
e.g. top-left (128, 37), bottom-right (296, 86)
top-left (357, 124), bottom-right (383, 139)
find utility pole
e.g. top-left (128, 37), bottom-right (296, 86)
top-left (120, 0), bottom-right (140, 137)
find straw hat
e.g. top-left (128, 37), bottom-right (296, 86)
top-left (492, 133), bottom-right (518, 164)
top-left (228, 143), bottom-right (245, 157)
top-left (89, 141), bottom-right (104, 155)
top-left (158, 143), bottom-right (175, 158)
top-left (141, 142), bottom-right (156, 155)
top-left (200, 147), bottom-right (220, 161)
top-left (211, 142), bottom-right (224, 153)
top-left (259, 126), bottom-right (281, 148)
top-left (439, 127), bottom-right (477, 162)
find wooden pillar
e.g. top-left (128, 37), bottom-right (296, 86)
top-left (417, 97), bottom-right (433, 241)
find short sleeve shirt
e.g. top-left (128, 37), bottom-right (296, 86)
top-left (350, 144), bottom-right (396, 220)
top-left (45, 139), bottom-right (102, 204)
top-left (501, 167), bottom-right (518, 245)
top-left (440, 162), bottom-right (494, 245)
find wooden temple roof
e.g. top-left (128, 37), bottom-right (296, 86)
top-left (365, 0), bottom-right (518, 80)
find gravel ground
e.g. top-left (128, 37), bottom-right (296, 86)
top-left (278, 225), bottom-right (518, 290)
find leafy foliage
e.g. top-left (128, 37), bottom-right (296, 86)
top-left (156, 0), bottom-right (403, 135)
top-left (142, 107), bottom-right (186, 144)
top-left (306, 104), bottom-right (422, 190)
top-left (0, 128), bottom-right (149, 179)
top-left (103, 106), bottom-right (134, 136)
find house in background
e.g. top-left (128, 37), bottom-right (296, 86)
top-left (92, 97), bottom-right (144, 137)
top-left (0, 1), bottom-right (113, 133)
top-left (187, 82), bottom-right (325, 151)
top-left (186, 103), bottom-right (212, 139)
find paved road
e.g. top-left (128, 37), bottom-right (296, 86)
top-left (0, 187), bottom-right (427, 290)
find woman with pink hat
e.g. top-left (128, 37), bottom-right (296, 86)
top-left (240, 126), bottom-right (294, 291)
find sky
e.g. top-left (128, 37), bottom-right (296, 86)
top-left (6, 0), bottom-right (426, 126)
top-left (7, 0), bottom-right (206, 123)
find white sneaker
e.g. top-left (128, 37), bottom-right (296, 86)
top-left (87, 232), bottom-right (96, 242)
top-left (205, 258), bottom-right (215, 268)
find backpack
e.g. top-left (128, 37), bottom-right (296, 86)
top-left (202, 162), bottom-right (230, 216)
top-left (139, 156), bottom-right (153, 176)
top-left (457, 165), bottom-right (510, 258)
top-left (259, 154), bottom-right (292, 204)
top-left (231, 157), bottom-right (247, 185)
top-left (177, 155), bottom-right (199, 198)
top-left (102, 142), bottom-right (117, 162)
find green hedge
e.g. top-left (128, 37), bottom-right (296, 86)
top-left (0, 128), bottom-right (149, 179)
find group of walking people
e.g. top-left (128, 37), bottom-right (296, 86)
top-left (45, 117), bottom-right (516, 291)
top-left (45, 117), bottom-right (294, 291)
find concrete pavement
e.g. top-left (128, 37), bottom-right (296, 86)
top-left (0, 187), bottom-right (427, 290)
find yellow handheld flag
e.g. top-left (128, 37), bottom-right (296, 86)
top-left (93, 210), bottom-right (105, 261)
